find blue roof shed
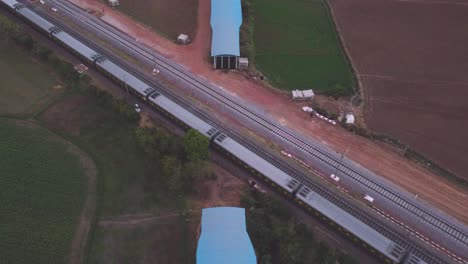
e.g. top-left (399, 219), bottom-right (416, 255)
top-left (210, 0), bottom-right (242, 57)
top-left (197, 207), bottom-right (257, 264)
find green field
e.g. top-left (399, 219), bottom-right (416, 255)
top-left (39, 94), bottom-right (183, 217)
top-left (0, 43), bottom-right (64, 117)
top-left (253, 0), bottom-right (355, 95)
top-left (0, 119), bottom-right (87, 264)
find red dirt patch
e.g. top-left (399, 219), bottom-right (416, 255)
top-left (40, 94), bottom-right (100, 136)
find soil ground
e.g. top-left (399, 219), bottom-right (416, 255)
top-left (115, 0), bottom-right (197, 40)
top-left (67, 0), bottom-right (468, 224)
top-left (327, 0), bottom-right (468, 181)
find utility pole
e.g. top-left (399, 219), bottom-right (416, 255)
top-left (123, 74), bottom-right (129, 98)
top-left (334, 143), bottom-right (352, 176)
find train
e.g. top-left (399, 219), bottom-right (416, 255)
top-left (0, 1), bottom-right (430, 263)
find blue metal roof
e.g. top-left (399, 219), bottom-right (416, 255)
top-left (197, 207), bottom-right (256, 264)
top-left (210, 0), bottom-right (242, 56)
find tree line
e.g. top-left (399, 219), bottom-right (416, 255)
top-left (242, 191), bottom-right (359, 264)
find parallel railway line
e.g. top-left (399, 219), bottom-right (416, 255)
top-left (17, 1), bottom-right (465, 263)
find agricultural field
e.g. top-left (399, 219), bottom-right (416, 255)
top-left (117, 0), bottom-right (198, 40)
top-left (327, 0), bottom-right (468, 180)
top-left (87, 218), bottom-right (192, 264)
top-left (39, 93), bottom-right (193, 263)
top-left (0, 119), bottom-right (87, 264)
top-left (40, 94), bottom-right (183, 216)
top-left (252, 0), bottom-right (354, 95)
top-left (0, 42), bottom-right (65, 117)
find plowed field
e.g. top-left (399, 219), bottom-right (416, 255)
top-left (328, 0), bottom-right (468, 180)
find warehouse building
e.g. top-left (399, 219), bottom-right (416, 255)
top-left (197, 207), bottom-right (257, 264)
top-left (210, 0), bottom-right (242, 69)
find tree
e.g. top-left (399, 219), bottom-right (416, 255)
top-left (183, 129), bottom-right (209, 163)
top-left (161, 156), bottom-right (183, 192)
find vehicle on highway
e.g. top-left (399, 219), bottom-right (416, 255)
top-left (0, 1), bottom-right (442, 263)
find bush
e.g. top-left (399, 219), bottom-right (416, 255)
top-left (112, 98), bottom-right (140, 122)
top-left (241, 191), bottom-right (357, 264)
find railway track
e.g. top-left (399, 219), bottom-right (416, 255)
top-left (44, 0), bottom-right (468, 249)
top-left (20, 2), bottom-right (464, 263)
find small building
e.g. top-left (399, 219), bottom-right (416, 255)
top-left (345, 113), bottom-right (355, 124)
top-left (238, 57), bottom-right (249, 70)
top-left (107, 0), bottom-right (119, 7)
top-left (177, 34), bottom-right (190, 45)
top-left (292, 89), bottom-right (314, 101)
top-left (210, 0), bottom-right (242, 69)
top-left (197, 207), bottom-right (257, 264)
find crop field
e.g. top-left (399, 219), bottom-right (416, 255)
top-left (253, 0), bottom-right (354, 94)
top-left (0, 119), bottom-right (86, 264)
top-left (0, 43), bottom-right (64, 117)
top-left (40, 94), bottom-right (182, 216)
top-left (117, 0), bottom-right (198, 40)
top-left (328, 0), bottom-right (468, 180)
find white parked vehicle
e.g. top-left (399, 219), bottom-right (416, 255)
top-left (330, 173), bottom-right (340, 182)
top-left (134, 103), bottom-right (141, 113)
top-left (364, 194), bottom-right (374, 203)
top-left (51, 7), bottom-right (57, 12)
top-left (40, 0), bottom-right (45, 4)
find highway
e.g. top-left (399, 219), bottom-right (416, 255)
top-left (20, 1), bottom-right (468, 263)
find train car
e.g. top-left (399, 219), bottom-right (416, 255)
top-left (296, 186), bottom-right (405, 263)
top-left (213, 134), bottom-right (301, 196)
top-left (15, 6), bottom-right (56, 34)
top-left (402, 254), bottom-right (428, 264)
top-left (51, 30), bottom-right (101, 63)
top-left (95, 57), bottom-right (155, 99)
top-left (0, 0), bottom-right (20, 9)
top-left (148, 93), bottom-right (219, 139)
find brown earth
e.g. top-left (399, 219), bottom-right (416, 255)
top-left (327, 0), bottom-right (468, 180)
top-left (115, 0), bottom-right (198, 40)
top-left (66, 0), bottom-right (468, 224)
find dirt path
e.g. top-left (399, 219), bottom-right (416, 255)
top-left (62, 134), bottom-right (98, 264)
top-left (67, 0), bottom-right (468, 224)
top-left (98, 213), bottom-right (186, 229)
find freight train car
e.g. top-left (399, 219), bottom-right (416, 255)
top-left (51, 29), bottom-right (101, 63)
top-left (95, 57), bottom-right (155, 100)
top-left (15, 5), bottom-right (56, 34)
top-left (213, 134), bottom-right (301, 196)
top-left (0, 0), bottom-right (19, 9)
top-left (147, 92), bottom-right (219, 138)
top-left (296, 186), bottom-right (405, 263)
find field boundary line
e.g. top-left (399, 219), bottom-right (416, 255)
top-left (63, 135), bottom-right (98, 264)
top-left (395, 0), bottom-right (468, 6)
top-left (359, 74), bottom-right (468, 86)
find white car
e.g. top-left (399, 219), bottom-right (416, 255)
top-left (51, 7), bottom-right (57, 12)
top-left (40, 0), bottom-right (45, 4)
top-left (364, 194), bottom-right (374, 203)
top-left (330, 173), bottom-right (340, 182)
top-left (134, 104), bottom-right (141, 113)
